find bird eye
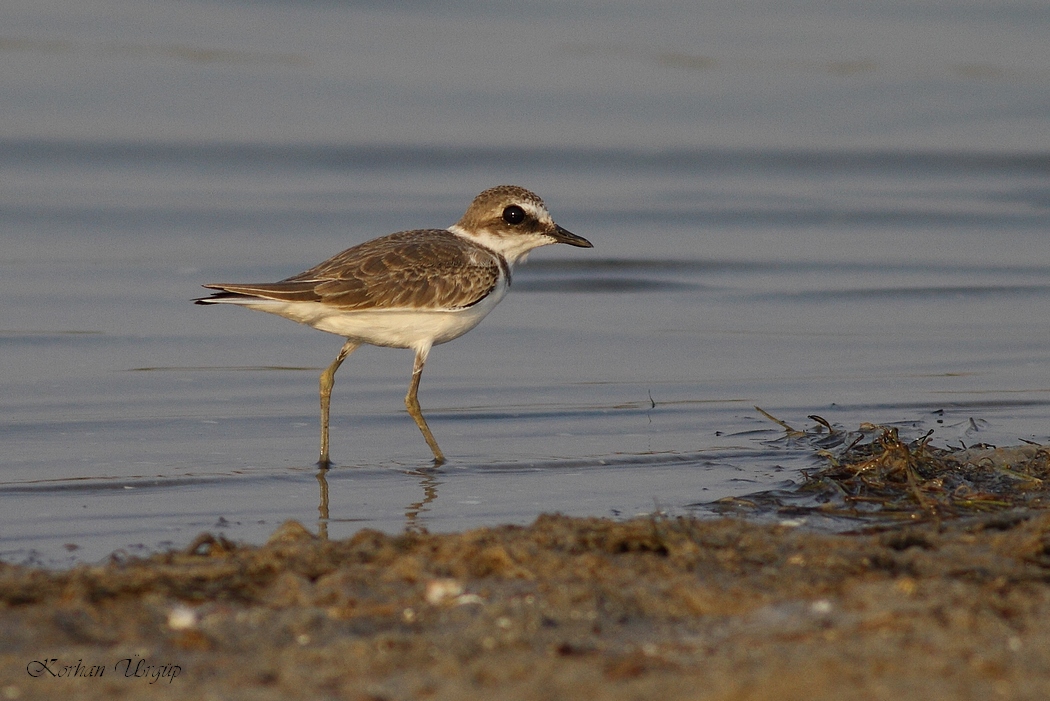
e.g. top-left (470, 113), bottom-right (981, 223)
top-left (502, 205), bottom-right (526, 225)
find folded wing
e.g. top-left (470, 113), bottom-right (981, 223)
top-left (197, 229), bottom-right (503, 311)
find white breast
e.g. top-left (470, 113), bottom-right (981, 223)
top-left (240, 274), bottom-right (511, 350)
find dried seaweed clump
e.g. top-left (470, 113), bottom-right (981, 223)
top-left (803, 425), bottom-right (1050, 520)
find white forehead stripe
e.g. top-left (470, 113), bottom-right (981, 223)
top-left (521, 201), bottom-right (552, 224)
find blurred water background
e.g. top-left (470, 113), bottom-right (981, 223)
top-left (2, 0), bottom-right (1049, 565)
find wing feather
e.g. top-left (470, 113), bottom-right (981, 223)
top-left (200, 229), bottom-right (503, 311)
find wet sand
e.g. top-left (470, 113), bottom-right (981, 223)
top-left (3, 509), bottom-right (1050, 700)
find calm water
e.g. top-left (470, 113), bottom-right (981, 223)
top-left (2, 0), bottom-right (1049, 565)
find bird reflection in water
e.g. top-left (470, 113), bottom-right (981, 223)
top-left (313, 466), bottom-right (441, 539)
top-left (316, 467), bottom-right (331, 540)
top-left (404, 468), bottom-right (440, 534)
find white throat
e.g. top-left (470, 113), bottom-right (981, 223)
top-left (447, 224), bottom-right (551, 268)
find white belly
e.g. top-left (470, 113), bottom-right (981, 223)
top-left (240, 282), bottom-right (508, 350)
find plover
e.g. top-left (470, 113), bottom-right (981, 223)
top-left (195, 185), bottom-right (592, 466)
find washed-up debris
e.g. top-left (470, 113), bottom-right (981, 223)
top-left (716, 410), bottom-right (1050, 523)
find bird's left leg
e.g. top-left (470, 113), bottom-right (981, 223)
top-left (318, 339), bottom-right (359, 467)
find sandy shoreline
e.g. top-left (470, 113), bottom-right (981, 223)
top-left (2, 509), bottom-right (1050, 700)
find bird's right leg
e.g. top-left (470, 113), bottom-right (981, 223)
top-left (318, 339), bottom-right (359, 467)
top-left (405, 345), bottom-right (446, 465)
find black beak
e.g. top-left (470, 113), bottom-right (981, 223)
top-left (549, 225), bottom-right (593, 248)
